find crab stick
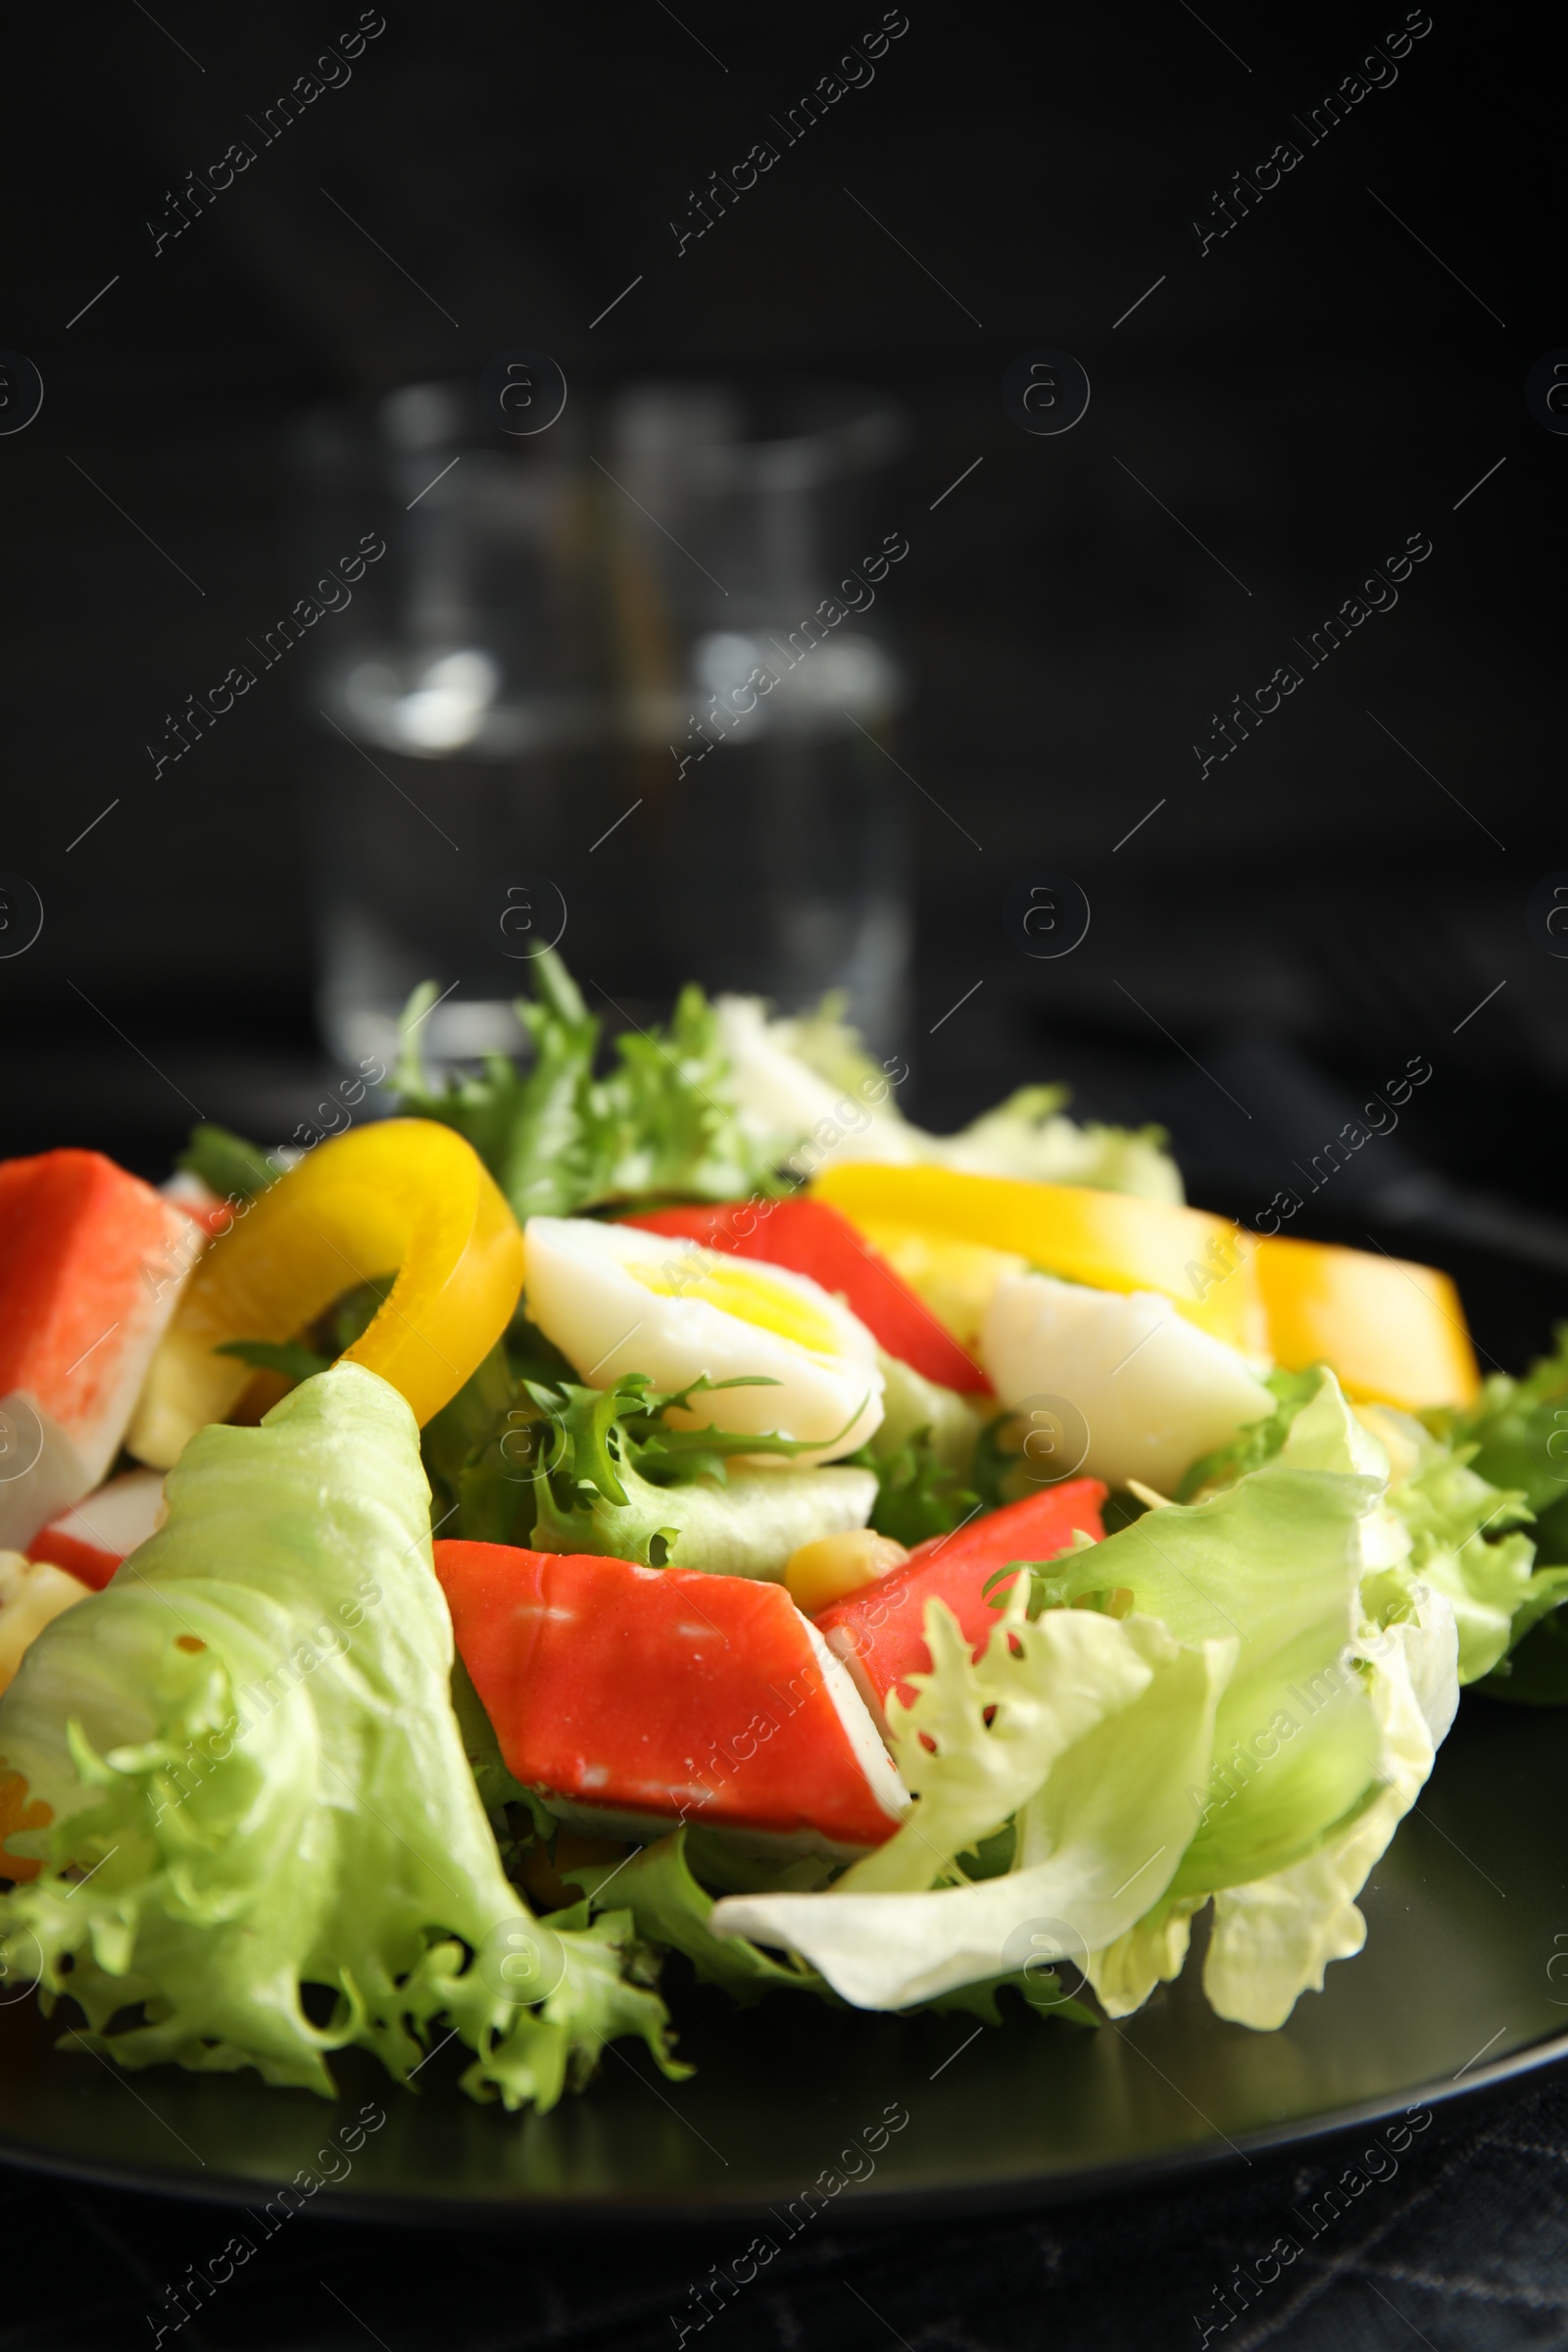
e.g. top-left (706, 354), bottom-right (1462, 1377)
top-left (27, 1467), bottom-right (165, 1591)
top-left (0, 1151), bottom-right (201, 1551)
top-left (813, 1479), bottom-right (1107, 1722)
top-left (433, 1542), bottom-right (909, 1856)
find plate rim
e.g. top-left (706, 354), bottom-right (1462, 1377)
top-left (2, 2026), bottom-right (1564, 2230)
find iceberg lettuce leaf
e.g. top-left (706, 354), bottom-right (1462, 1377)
top-left (1178, 1369), bottom-right (1552, 1688)
top-left (1029, 1384), bottom-right (1383, 1898)
top-left (1085, 1893), bottom-right (1204, 2019)
top-left (0, 1363), bottom-right (679, 2107)
top-left (710, 1372), bottom-right (1460, 2031)
top-left (710, 1604), bottom-right (1231, 2009)
top-left (568, 1829), bottom-right (830, 2005)
top-left (1434, 1325), bottom-right (1568, 1519)
top-left (1201, 1601), bottom-right (1450, 2030)
top-left (931, 1088), bottom-right (1184, 1203)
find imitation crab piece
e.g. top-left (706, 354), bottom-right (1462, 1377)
top-left (0, 1151), bottom-right (202, 1551)
top-left (812, 1478), bottom-right (1107, 1725)
top-left (433, 1541), bottom-right (910, 1857)
top-left (27, 1467), bottom-right (165, 1592)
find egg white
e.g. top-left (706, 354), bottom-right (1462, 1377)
top-left (523, 1216), bottom-right (884, 1464)
top-left (981, 1271), bottom-right (1275, 1493)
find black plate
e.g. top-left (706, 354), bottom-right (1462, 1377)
top-left (1, 1694), bottom-right (1564, 2226)
top-left (1, 1217), bottom-right (1565, 2224)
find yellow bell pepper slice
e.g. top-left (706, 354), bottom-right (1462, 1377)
top-left (852, 1221), bottom-right (1028, 1354)
top-left (811, 1164), bottom-right (1267, 1355)
top-left (1255, 1233), bottom-right (1480, 1410)
top-left (127, 1119), bottom-right (524, 1469)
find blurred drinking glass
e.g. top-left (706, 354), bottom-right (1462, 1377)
top-left (296, 377), bottom-right (909, 1072)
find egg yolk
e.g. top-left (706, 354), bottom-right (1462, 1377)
top-left (624, 1254), bottom-right (841, 1358)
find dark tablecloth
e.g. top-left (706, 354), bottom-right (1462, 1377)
top-left (6, 2069), bottom-right (1567, 2351)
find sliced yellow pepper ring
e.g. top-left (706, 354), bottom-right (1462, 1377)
top-left (127, 1120), bottom-right (524, 1468)
top-left (811, 1163), bottom-right (1268, 1356)
top-left (1255, 1233), bottom-right (1480, 1410)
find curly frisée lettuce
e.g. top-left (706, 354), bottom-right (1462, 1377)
top-left (711, 1588), bottom-right (1232, 2010)
top-left (392, 948), bottom-right (1184, 1221)
top-left (712, 1373), bottom-right (1464, 2033)
top-left (394, 951), bottom-right (776, 1222)
top-left (483, 1371), bottom-right (878, 1577)
top-left (0, 1363), bottom-right (678, 2106)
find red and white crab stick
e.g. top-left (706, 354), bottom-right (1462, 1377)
top-left (27, 1466), bottom-right (166, 1591)
top-left (434, 1542), bottom-right (910, 1857)
top-left (813, 1479), bottom-right (1107, 1723)
top-left (0, 1151), bottom-right (202, 1550)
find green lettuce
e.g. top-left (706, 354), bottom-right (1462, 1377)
top-left (394, 951), bottom-right (776, 1222)
top-left (0, 1363), bottom-right (679, 2107)
top-left (710, 1586), bottom-right (1232, 2009)
top-left (711, 1373), bottom-right (1463, 2033)
top-left (1425, 1330), bottom-right (1568, 1697)
top-left (1177, 1359), bottom-right (1565, 1689)
top-left (176, 1122), bottom-right (277, 1202)
top-left (570, 1829), bottom-right (1097, 2027)
top-left (930, 1086), bottom-right (1184, 1202)
top-left (489, 1372), bottom-right (879, 1576)
top-left (857, 1353), bottom-right (982, 1545)
top-left (1174, 1367), bottom-right (1325, 1500)
top-left (1199, 1606), bottom-right (1446, 2030)
top-left (714, 993), bottom-right (1185, 1200)
top-left (1090, 1378), bottom-right (1459, 2029)
top-left (1358, 1404), bottom-right (1564, 1683)
top-left (568, 1830), bottom-right (829, 2004)
top-left (1435, 1326), bottom-right (1568, 1527)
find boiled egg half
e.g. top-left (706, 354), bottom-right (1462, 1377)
top-left (982, 1270), bottom-right (1274, 1493)
top-left (523, 1216), bottom-right (884, 1465)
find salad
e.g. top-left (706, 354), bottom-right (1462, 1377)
top-left (1, 949), bottom-right (1566, 2112)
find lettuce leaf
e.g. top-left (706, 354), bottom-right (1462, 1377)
top-left (931, 1087), bottom-right (1184, 1203)
top-left (394, 951), bottom-right (776, 1221)
top-left (1360, 1405), bottom-right (1564, 1683)
top-left (712, 1371), bottom-right (1462, 2034)
top-left (1024, 1377), bottom-right (1387, 1899)
top-left (514, 1372), bottom-right (878, 1575)
top-left (710, 1589), bottom-right (1232, 2009)
top-left (1201, 1601), bottom-right (1451, 2029)
top-left (1174, 1367), bottom-right (1324, 1500)
top-left (1178, 1367), bottom-right (1559, 1688)
top-left (0, 1363), bottom-right (679, 2107)
top-left (1101, 1378), bottom-right (1460, 2031)
top-left (573, 1828), bottom-right (1099, 2027)
top-left (713, 994), bottom-right (1185, 1200)
top-left (858, 1353), bottom-right (982, 1545)
top-left (1419, 1331), bottom-right (1568, 1697)
top-left (1435, 1325), bottom-right (1568, 1522)
top-left (176, 1123), bottom-right (277, 1202)
top-left (567, 1830), bottom-right (830, 2004)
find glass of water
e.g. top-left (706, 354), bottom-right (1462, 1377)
top-left (295, 376), bottom-right (910, 1073)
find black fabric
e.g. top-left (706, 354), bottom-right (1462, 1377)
top-left (7, 2074), bottom-right (1568, 2350)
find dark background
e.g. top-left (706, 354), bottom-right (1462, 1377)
top-left (1, 10), bottom-right (1566, 2340)
top-left (3, 0), bottom-right (1562, 1229)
